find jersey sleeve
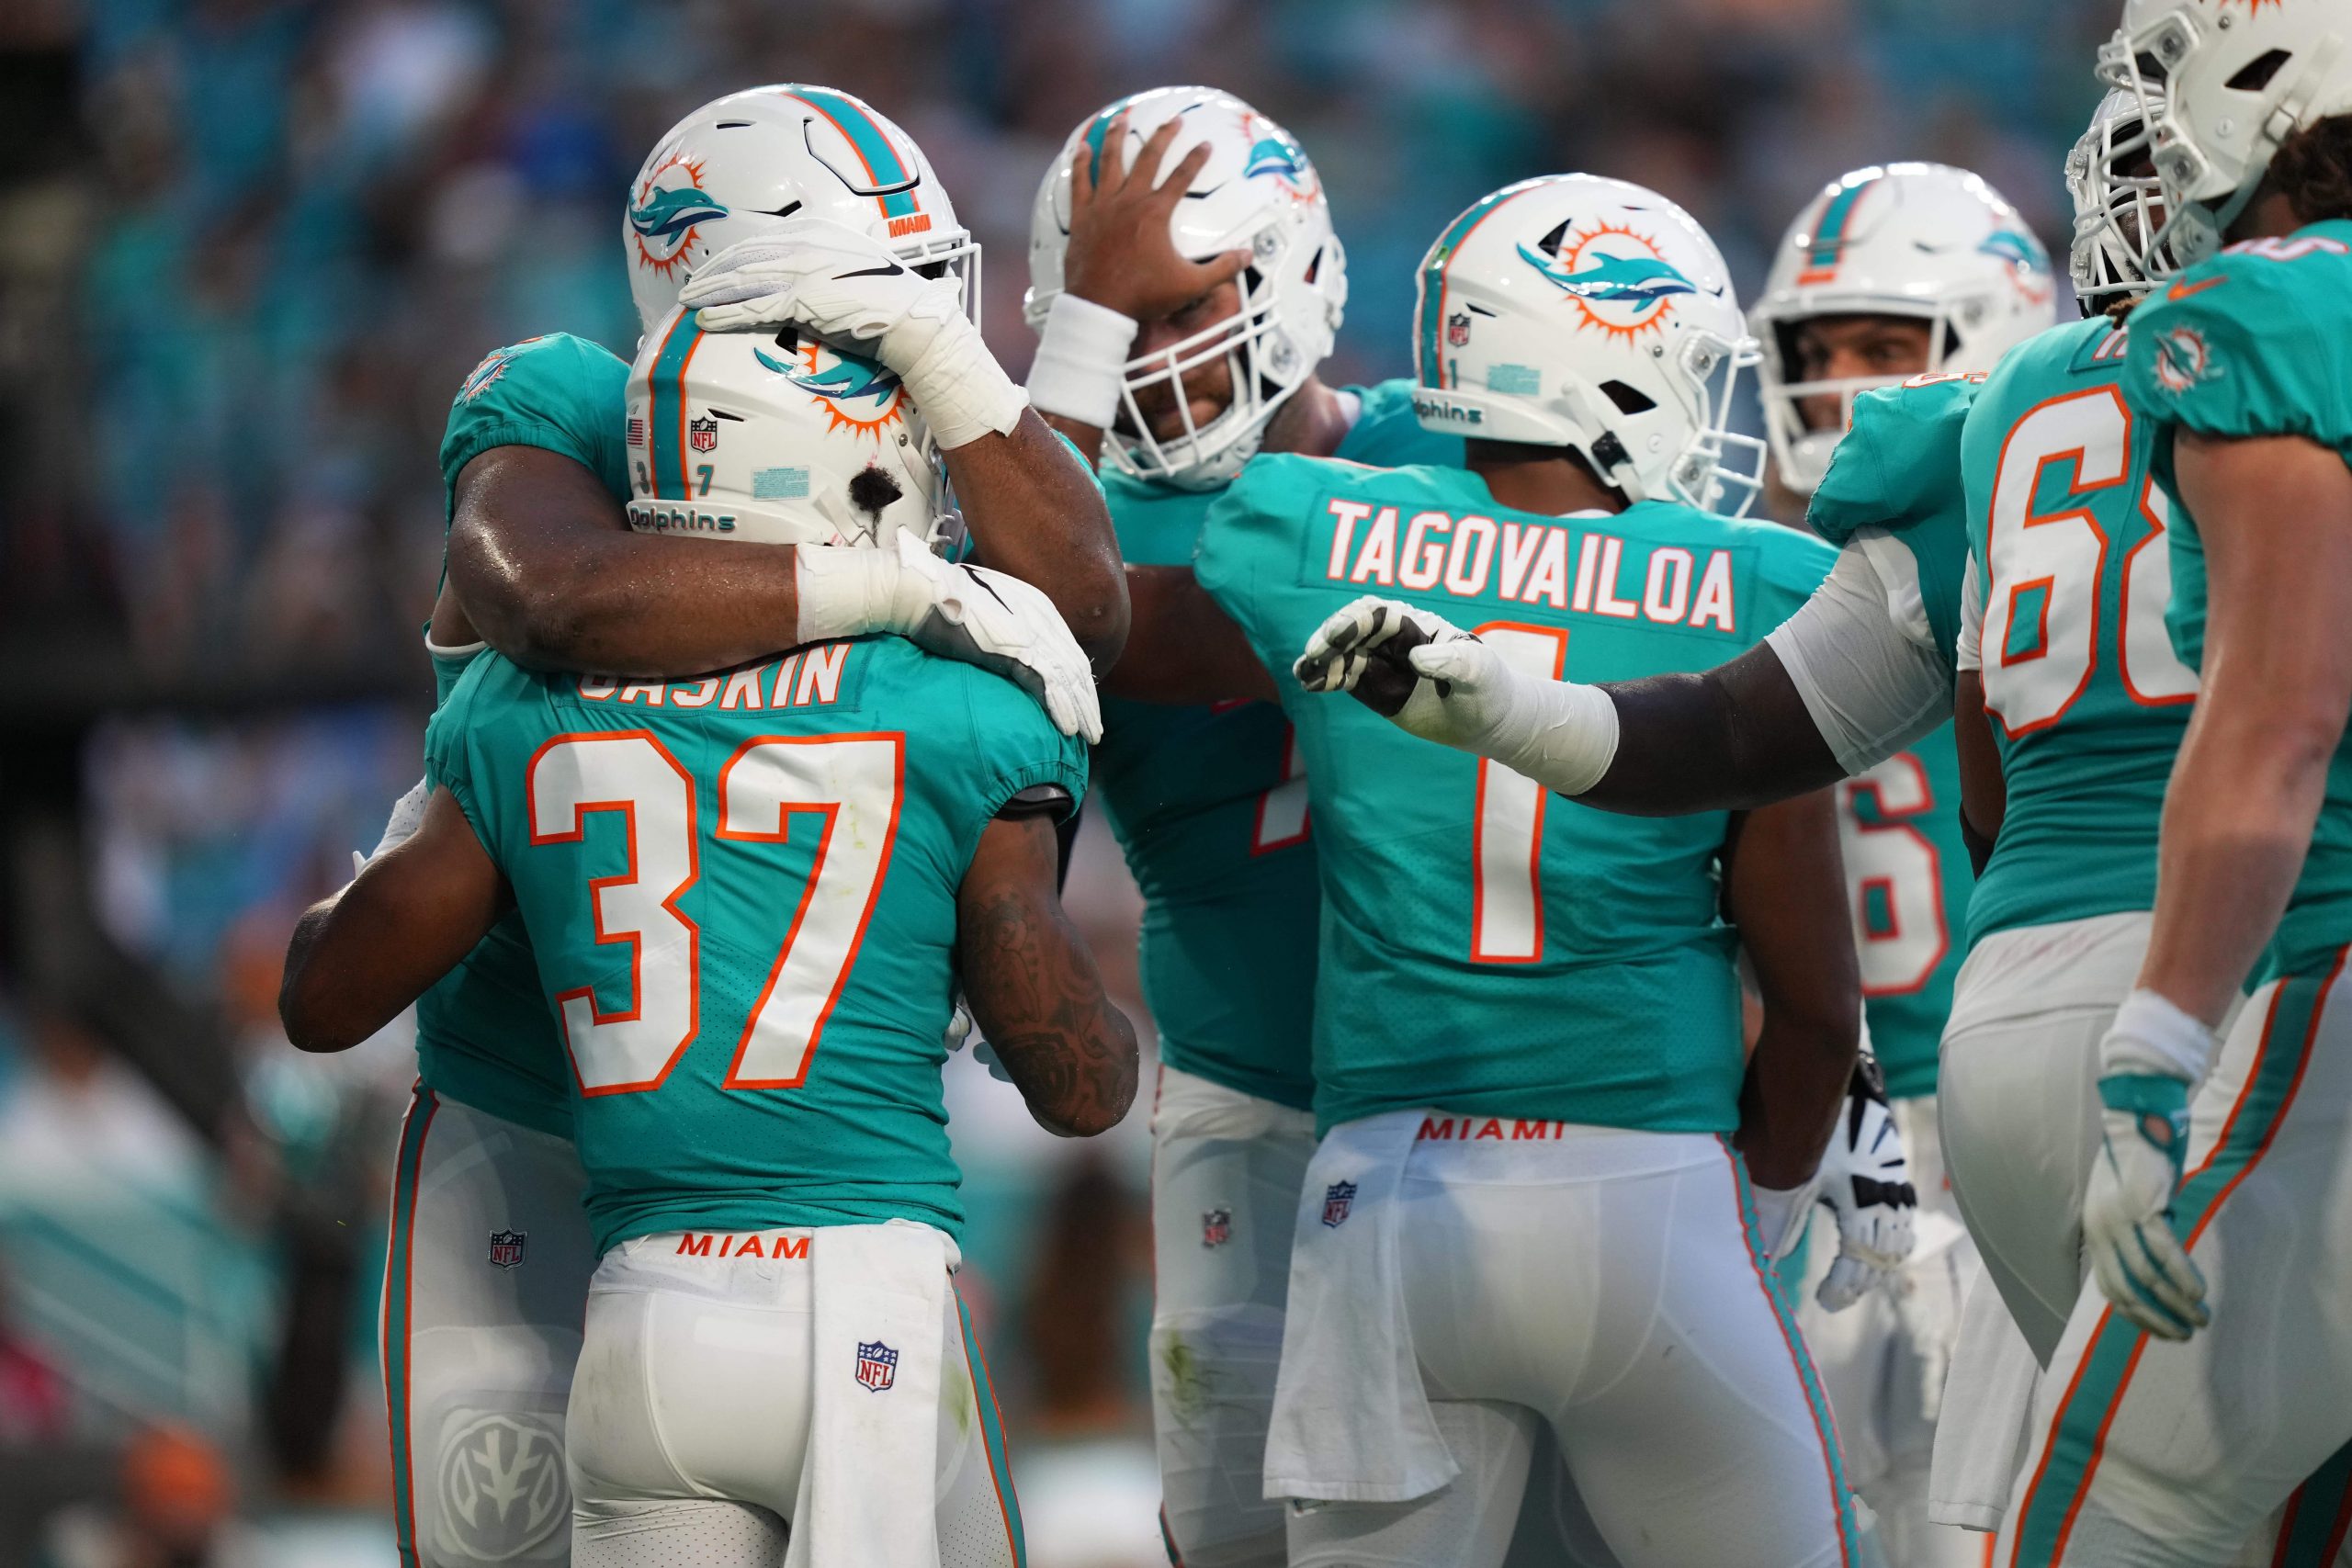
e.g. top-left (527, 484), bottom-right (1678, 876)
top-left (438, 333), bottom-right (633, 518)
top-left (962, 678), bottom-right (1090, 821)
top-left (2125, 240), bottom-right (2352, 461)
top-left (422, 656), bottom-right (494, 839)
top-left (1807, 378), bottom-right (1976, 548)
top-left (1193, 455), bottom-right (1312, 681)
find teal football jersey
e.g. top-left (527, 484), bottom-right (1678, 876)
top-left (426, 637), bottom-right (1087, 1255)
top-left (1962, 315), bottom-right (2194, 949)
top-left (412, 333), bottom-right (632, 1136)
top-left (1092, 381), bottom-right (1460, 1110)
top-left (2128, 220), bottom-right (2352, 981)
top-left (1806, 379), bottom-right (1984, 1100)
top-left (1195, 457), bottom-right (1833, 1134)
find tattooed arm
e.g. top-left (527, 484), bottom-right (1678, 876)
top-left (956, 809), bottom-right (1138, 1136)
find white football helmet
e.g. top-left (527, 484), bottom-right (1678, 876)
top-left (1750, 164), bottom-right (2057, 493)
top-left (2098, 0), bottom-right (2352, 271)
top-left (625, 85), bottom-right (976, 337)
top-left (1410, 175), bottom-right (1765, 513)
top-left (1024, 87), bottom-right (1347, 490)
top-left (2068, 89), bottom-right (2165, 313)
top-left (624, 307), bottom-right (944, 550)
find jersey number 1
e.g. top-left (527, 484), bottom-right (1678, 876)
top-left (526, 731), bottom-right (904, 1095)
top-left (1471, 624), bottom-right (1569, 964)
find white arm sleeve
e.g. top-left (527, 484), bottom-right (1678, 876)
top-left (1763, 530), bottom-right (1957, 777)
top-left (1956, 550), bottom-right (1986, 675)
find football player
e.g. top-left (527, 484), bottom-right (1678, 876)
top-left (1017, 87), bottom-right (1455, 1568)
top-left (376, 85), bottom-right (1115, 1568)
top-left (1749, 163), bottom-right (2055, 1568)
top-left (1997, 4), bottom-right (2352, 1562)
top-left (1177, 173), bottom-right (1869, 1568)
top-left (285, 317), bottom-right (1136, 1566)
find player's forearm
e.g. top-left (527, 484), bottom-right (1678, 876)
top-left (1038, 411), bottom-right (1106, 468)
top-left (1103, 564), bottom-right (1272, 704)
top-left (1584, 651), bottom-right (1845, 816)
top-left (2138, 696), bottom-right (2338, 1024)
top-left (279, 894), bottom-right (425, 1054)
top-left (1737, 1012), bottom-right (1859, 1190)
top-left (948, 411), bottom-right (1129, 668)
top-left (450, 523), bottom-right (803, 676)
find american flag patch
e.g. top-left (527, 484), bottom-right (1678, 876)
top-left (626, 417), bottom-right (646, 446)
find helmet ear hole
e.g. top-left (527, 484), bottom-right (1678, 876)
top-left (1600, 380), bottom-right (1657, 416)
top-left (2225, 48), bottom-right (2293, 93)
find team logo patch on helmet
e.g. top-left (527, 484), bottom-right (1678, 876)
top-left (1447, 311), bottom-right (1472, 348)
top-left (487, 1230), bottom-right (526, 1269)
top-left (1321, 1180), bottom-right (1357, 1228)
top-left (755, 339), bottom-right (908, 440)
top-left (689, 415), bottom-right (718, 454)
top-left (2152, 323), bottom-right (2222, 395)
top-left (1977, 228), bottom-right (2054, 303)
top-left (1202, 1207), bottom-right (1232, 1248)
top-left (854, 1340), bottom-right (899, 1392)
top-left (1519, 222), bottom-right (1701, 342)
top-left (630, 152), bottom-right (727, 279)
top-left (1240, 113), bottom-right (1320, 203)
top-left (438, 1411), bottom-right (566, 1560)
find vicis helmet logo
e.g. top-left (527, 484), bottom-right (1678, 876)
top-left (1518, 220), bottom-right (1701, 343)
top-left (629, 152), bottom-right (729, 279)
top-left (754, 335), bottom-right (908, 440)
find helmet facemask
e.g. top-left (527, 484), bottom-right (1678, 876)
top-left (2068, 93), bottom-right (2168, 311)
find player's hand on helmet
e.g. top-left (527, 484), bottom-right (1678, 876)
top-left (683, 218), bottom-right (957, 365)
top-left (2084, 992), bottom-right (2213, 1340)
top-left (1063, 110), bottom-right (1250, 324)
top-left (353, 776), bottom-right (431, 880)
top-left (888, 533), bottom-right (1103, 744)
top-left (1811, 1053), bottom-right (1917, 1313)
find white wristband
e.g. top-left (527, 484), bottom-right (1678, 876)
top-left (1025, 293), bottom-right (1139, 429)
top-left (2101, 987), bottom-right (2221, 1084)
top-left (793, 544), bottom-right (910, 647)
top-left (1487, 675), bottom-right (1622, 797)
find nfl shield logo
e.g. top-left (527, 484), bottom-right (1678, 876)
top-left (689, 415), bottom-right (718, 453)
top-left (1447, 311), bottom-right (1471, 348)
top-left (488, 1230), bottom-right (526, 1269)
top-left (1321, 1181), bottom-right (1357, 1228)
top-left (1202, 1208), bottom-right (1232, 1248)
top-left (854, 1340), bottom-right (899, 1392)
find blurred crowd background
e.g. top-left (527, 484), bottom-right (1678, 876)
top-left (0, 0), bottom-right (2111, 1562)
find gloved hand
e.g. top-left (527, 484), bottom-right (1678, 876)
top-left (1293, 595), bottom-right (1481, 730)
top-left (353, 776), bottom-right (431, 879)
top-left (797, 533), bottom-right (1102, 743)
top-left (1812, 1054), bottom-right (1918, 1312)
top-left (680, 220), bottom-right (1024, 449)
top-left (2084, 988), bottom-right (2216, 1340)
top-left (944, 997), bottom-right (975, 1055)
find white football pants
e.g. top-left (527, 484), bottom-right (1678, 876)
top-left (383, 1085), bottom-right (596, 1568)
top-left (1283, 1120), bottom-right (1860, 1568)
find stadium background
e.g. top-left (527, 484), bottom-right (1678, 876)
top-left (0, 0), bottom-right (2110, 1562)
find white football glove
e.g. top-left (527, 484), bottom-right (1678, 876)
top-left (1812, 1054), bottom-right (1917, 1313)
top-left (797, 533), bottom-right (1102, 743)
top-left (678, 220), bottom-right (1024, 449)
top-left (1294, 595), bottom-right (1620, 795)
top-left (2083, 990), bottom-right (2216, 1340)
top-left (944, 997), bottom-right (975, 1055)
top-left (353, 776), bottom-right (431, 879)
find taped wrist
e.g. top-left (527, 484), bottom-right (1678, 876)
top-left (2100, 987), bottom-right (2220, 1085)
top-left (1024, 293), bottom-right (1138, 429)
top-left (888, 307), bottom-right (1028, 450)
top-left (794, 544), bottom-right (915, 646)
top-left (1476, 672), bottom-right (1622, 796)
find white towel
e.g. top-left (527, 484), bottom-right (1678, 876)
top-left (1928, 1269), bottom-right (2040, 1531)
top-left (786, 1219), bottom-right (957, 1568)
top-left (1262, 1111), bottom-right (1458, 1504)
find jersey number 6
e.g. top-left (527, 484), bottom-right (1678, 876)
top-left (526, 731), bottom-right (904, 1095)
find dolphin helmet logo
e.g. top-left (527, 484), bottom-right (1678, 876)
top-left (630, 152), bottom-right (725, 278)
top-left (1239, 113), bottom-right (1318, 203)
top-left (1244, 136), bottom-right (1306, 182)
top-left (1521, 221), bottom-right (1702, 341)
top-left (755, 340), bottom-right (907, 439)
top-left (1977, 227), bottom-right (2054, 305)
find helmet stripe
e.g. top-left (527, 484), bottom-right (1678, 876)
top-left (1080, 93), bottom-right (1149, 185)
top-left (1419, 184), bottom-right (1537, 390)
top-left (646, 311), bottom-right (705, 501)
top-left (1797, 177), bottom-right (1877, 286)
top-left (781, 86), bottom-right (922, 220)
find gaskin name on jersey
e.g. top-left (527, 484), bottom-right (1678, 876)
top-left (577, 642), bottom-right (851, 711)
top-left (1315, 496), bottom-right (1744, 633)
